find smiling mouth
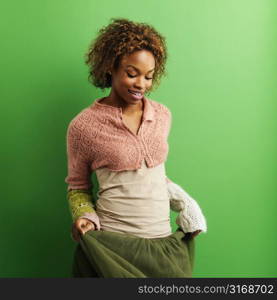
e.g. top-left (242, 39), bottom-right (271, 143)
top-left (128, 90), bottom-right (143, 97)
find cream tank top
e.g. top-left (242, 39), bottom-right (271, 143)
top-left (94, 159), bottom-right (172, 238)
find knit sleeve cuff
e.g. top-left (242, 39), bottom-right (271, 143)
top-left (167, 181), bottom-right (207, 234)
top-left (67, 189), bottom-right (97, 223)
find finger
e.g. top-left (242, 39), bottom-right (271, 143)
top-left (78, 225), bottom-right (90, 236)
top-left (192, 230), bottom-right (201, 238)
top-left (83, 222), bottom-right (95, 234)
top-left (80, 221), bottom-right (91, 230)
top-left (72, 224), bottom-right (82, 242)
top-left (191, 232), bottom-right (198, 238)
top-left (77, 219), bottom-right (90, 228)
top-left (75, 221), bottom-right (87, 233)
top-left (73, 226), bottom-right (81, 241)
top-left (72, 229), bottom-right (80, 242)
top-left (87, 222), bottom-right (95, 231)
top-left (73, 233), bottom-right (80, 242)
top-left (81, 221), bottom-right (95, 232)
top-left (71, 225), bottom-right (77, 241)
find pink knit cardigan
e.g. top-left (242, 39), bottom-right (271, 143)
top-left (65, 96), bottom-right (172, 191)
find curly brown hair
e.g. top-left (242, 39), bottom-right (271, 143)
top-left (84, 18), bottom-right (168, 94)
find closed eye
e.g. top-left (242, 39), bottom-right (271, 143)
top-left (127, 73), bottom-right (153, 80)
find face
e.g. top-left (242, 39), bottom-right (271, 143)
top-left (109, 49), bottom-right (155, 106)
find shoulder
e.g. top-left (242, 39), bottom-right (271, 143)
top-left (66, 106), bottom-right (94, 138)
top-left (147, 98), bottom-right (172, 119)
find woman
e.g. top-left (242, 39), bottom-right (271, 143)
top-left (65, 18), bottom-right (207, 278)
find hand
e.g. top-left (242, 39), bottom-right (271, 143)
top-left (71, 218), bottom-right (96, 242)
top-left (191, 230), bottom-right (202, 238)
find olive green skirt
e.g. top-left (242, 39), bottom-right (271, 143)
top-left (72, 228), bottom-right (195, 278)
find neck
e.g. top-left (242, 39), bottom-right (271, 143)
top-left (105, 93), bottom-right (143, 114)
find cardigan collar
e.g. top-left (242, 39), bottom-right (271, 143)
top-left (91, 95), bottom-right (154, 121)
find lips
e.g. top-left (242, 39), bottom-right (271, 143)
top-left (128, 90), bottom-right (143, 97)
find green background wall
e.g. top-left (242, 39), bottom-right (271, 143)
top-left (0, 0), bottom-right (276, 277)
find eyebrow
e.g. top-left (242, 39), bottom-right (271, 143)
top-left (126, 64), bottom-right (155, 73)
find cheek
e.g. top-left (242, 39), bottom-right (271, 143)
top-left (113, 77), bottom-right (129, 91)
top-left (146, 81), bottom-right (153, 89)
top-left (121, 77), bottom-right (134, 88)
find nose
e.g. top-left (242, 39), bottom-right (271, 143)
top-left (133, 77), bottom-right (144, 90)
